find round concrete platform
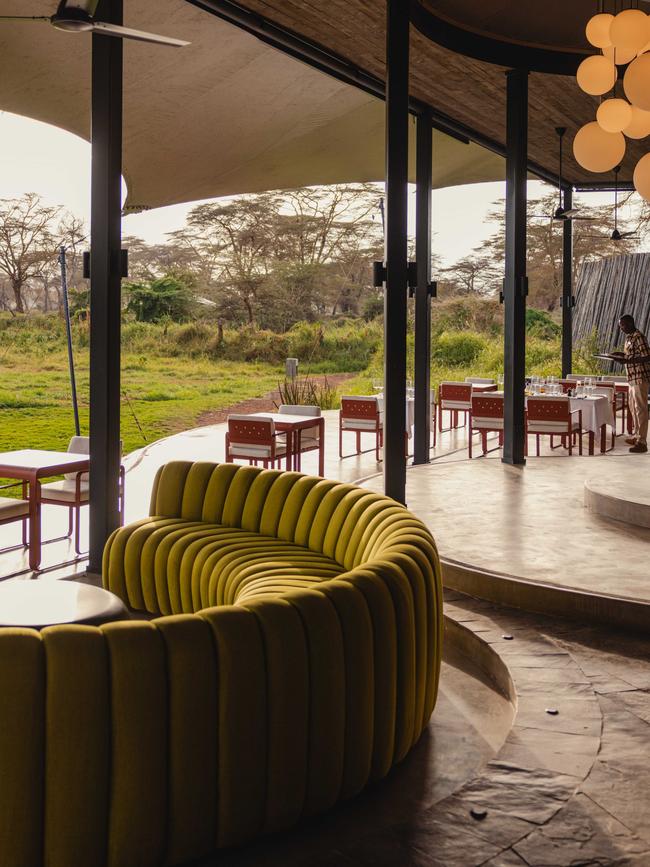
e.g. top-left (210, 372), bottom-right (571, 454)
top-left (585, 476), bottom-right (650, 529)
top-left (362, 453), bottom-right (650, 632)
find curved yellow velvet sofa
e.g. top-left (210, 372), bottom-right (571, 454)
top-left (0, 461), bottom-right (442, 867)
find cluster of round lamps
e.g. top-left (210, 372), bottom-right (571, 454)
top-left (574, 7), bottom-right (650, 199)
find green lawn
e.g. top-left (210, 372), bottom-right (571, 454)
top-left (0, 348), bottom-right (284, 494)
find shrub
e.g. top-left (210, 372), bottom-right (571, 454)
top-left (431, 331), bottom-right (486, 366)
top-left (526, 308), bottom-right (561, 339)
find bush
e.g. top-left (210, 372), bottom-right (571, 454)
top-left (431, 331), bottom-right (486, 366)
top-left (526, 308), bottom-right (561, 339)
top-left (125, 275), bottom-right (194, 323)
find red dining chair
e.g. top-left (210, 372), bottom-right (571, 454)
top-left (525, 396), bottom-right (584, 456)
top-left (339, 396), bottom-right (383, 461)
top-left (0, 491), bottom-right (29, 554)
top-left (225, 415), bottom-right (288, 469)
top-left (278, 404), bottom-right (321, 470)
top-left (469, 394), bottom-right (504, 458)
top-left (438, 382), bottom-right (473, 433)
top-left (40, 436), bottom-right (126, 555)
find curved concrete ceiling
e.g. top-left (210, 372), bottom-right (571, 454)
top-left (0, 0), bottom-right (504, 212)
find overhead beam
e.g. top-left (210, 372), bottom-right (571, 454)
top-left (502, 69), bottom-right (528, 467)
top-left (383, 0), bottom-right (410, 504)
top-left (88, 0), bottom-right (123, 574)
top-left (561, 187), bottom-right (574, 378)
top-left (413, 110), bottom-right (433, 465)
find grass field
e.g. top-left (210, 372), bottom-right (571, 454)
top-left (0, 350), bottom-right (283, 456)
top-left (0, 304), bottom-right (602, 495)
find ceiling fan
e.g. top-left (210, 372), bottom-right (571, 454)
top-left (584, 165), bottom-right (640, 243)
top-left (0, 0), bottom-right (190, 48)
top-left (530, 127), bottom-right (595, 223)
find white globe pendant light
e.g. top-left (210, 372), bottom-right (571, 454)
top-left (603, 43), bottom-right (638, 65)
top-left (586, 13), bottom-right (614, 49)
top-left (597, 98), bottom-right (633, 133)
top-left (624, 53), bottom-right (650, 111)
top-left (633, 152), bottom-right (650, 200)
top-left (576, 55), bottom-right (617, 95)
top-left (610, 8), bottom-right (650, 54)
top-left (573, 122), bottom-right (626, 173)
top-left (623, 104), bottom-right (650, 139)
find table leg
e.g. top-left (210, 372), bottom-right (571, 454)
top-left (286, 430), bottom-right (294, 471)
top-left (588, 431), bottom-right (595, 456)
top-left (295, 430), bottom-right (302, 471)
top-left (600, 424), bottom-right (607, 454)
top-left (28, 477), bottom-right (42, 571)
top-left (318, 419), bottom-right (325, 476)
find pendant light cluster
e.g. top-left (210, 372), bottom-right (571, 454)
top-left (574, 4), bottom-right (650, 199)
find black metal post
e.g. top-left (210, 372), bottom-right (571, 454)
top-left (383, 0), bottom-right (410, 503)
top-left (561, 187), bottom-right (573, 378)
top-left (59, 246), bottom-right (81, 437)
top-left (413, 111), bottom-right (432, 465)
top-left (502, 69), bottom-right (528, 466)
top-left (88, 0), bottom-right (123, 575)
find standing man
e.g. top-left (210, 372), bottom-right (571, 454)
top-left (613, 314), bottom-right (650, 454)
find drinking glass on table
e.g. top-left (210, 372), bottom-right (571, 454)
top-left (372, 379), bottom-right (383, 393)
top-left (497, 373), bottom-right (504, 388)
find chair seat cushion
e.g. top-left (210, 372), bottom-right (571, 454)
top-left (40, 480), bottom-right (89, 503)
top-left (229, 440), bottom-right (287, 458)
top-left (440, 400), bottom-right (471, 410)
top-left (108, 520), bottom-right (344, 615)
top-left (341, 419), bottom-right (381, 431)
top-left (527, 420), bottom-right (579, 433)
top-left (0, 498), bottom-right (29, 520)
top-left (473, 417), bottom-right (504, 430)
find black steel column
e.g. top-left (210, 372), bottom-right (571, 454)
top-left (502, 69), bottom-right (528, 466)
top-left (383, 0), bottom-right (410, 503)
top-left (88, 0), bottom-right (123, 574)
top-left (561, 186), bottom-right (573, 378)
top-left (413, 111), bottom-right (432, 465)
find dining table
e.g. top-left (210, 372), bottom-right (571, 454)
top-left (249, 412), bottom-right (325, 474)
top-left (490, 393), bottom-right (616, 454)
top-left (0, 449), bottom-right (90, 571)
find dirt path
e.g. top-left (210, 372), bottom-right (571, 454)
top-left (195, 373), bottom-right (356, 427)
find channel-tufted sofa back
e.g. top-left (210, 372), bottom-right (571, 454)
top-left (0, 462), bottom-right (442, 867)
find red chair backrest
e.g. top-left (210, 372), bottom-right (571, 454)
top-left (472, 395), bottom-right (504, 418)
top-left (527, 397), bottom-right (570, 422)
top-left (559, 380), bottom-right (574, 393)
top-left (228, 417), bottom-right (274, 445)
top-left (340, 398), bottom-right (379, 421)
top-left (439, 383), bottom-right (472, 403)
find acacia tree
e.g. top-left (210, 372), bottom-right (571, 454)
top-left (168, 185), bottom-right (384, 328)
top-left (0, 193), bottom-right (62, 313)
top-left (475, 191), bottom-right (641, 310)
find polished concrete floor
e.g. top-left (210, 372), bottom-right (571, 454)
top-left (363, 446), bottom-right (650, 608)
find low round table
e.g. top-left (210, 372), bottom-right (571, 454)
top-left (0, 581), bottom-right (128, 629)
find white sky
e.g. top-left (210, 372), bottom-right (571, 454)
top-left (0, 109), bottom-right (639, 270)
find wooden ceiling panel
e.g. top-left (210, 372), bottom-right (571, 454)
top-left (237, 0), bottom-right (648, 185)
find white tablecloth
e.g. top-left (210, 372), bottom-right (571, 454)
top-left (376, 395), bottom-right (416, 437)
top-left (494, 392), bottom-right (616, 435)
top-left (569, 395), bottom-right (615, 434)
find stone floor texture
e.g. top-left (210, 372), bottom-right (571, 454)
top-left (192, 590), bottom-right (650, 867)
